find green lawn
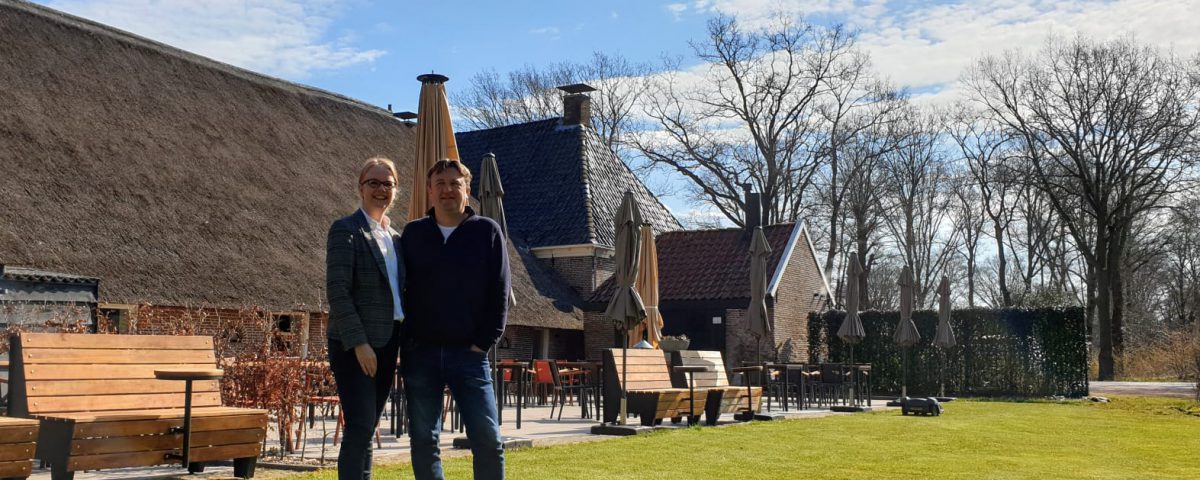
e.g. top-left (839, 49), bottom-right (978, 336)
top-left (289, 397), bottom-right (1200, 479)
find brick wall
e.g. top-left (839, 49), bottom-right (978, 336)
top-left (583, 311), bottom-right (617, 360)
top-left (539, 255), bottom-right (615, 297)
top-left (495, 325), bottom-right (585, 361)
top-left (134, 305), bottom-right (328, 358)
top-left (770, 227), bottom-right (831, 362)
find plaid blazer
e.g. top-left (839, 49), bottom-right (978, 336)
top-left (325, 211), bottom-right (404, 350)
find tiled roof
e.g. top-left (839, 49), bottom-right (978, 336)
top-left (589, 224), bottom-right (797, 303)
top-left (456, 119), bottom-right (680, 249)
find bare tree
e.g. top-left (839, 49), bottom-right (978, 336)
top-left (950, 169), bottom-right (987, 308)
top-left (966, 36), bottom-right (1200, 379)
top-left (947, 105), bottom-right (1018, 306)
top-left (880, 108), bottom-right (960, 307)
top-left (633, 13), bottom-right (861, 227)
top-left (813, 52), bottom-right (906, 278)
top-left (453, 52), bottom-right (652, 159)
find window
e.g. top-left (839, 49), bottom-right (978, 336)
top-left (98, 303), bottom-right (137, 333)
top-left (270, 312), bottom-right (310, 356)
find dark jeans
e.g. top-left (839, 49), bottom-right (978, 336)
top-left (328, 331), bottom-right (400, 480)
top-left (404, 343), bottom-right (504, 480)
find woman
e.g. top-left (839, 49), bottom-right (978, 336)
top-left (325, 157), bottom-right (405, 479)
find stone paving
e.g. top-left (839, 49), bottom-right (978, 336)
top-left (1089, 381), bottom-right (1197, 400)
top-left (47, 398), bottom-right (889, 479)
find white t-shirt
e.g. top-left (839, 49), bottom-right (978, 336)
top-left (438, 225), bottom-right (456, 243)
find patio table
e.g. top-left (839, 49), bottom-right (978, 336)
top-left (558, 361), bottom-right (603, 420)
top-left (154, 368), bottom-right (224, 467)
top-left (673, 365), bottom-right (710, 425)
top-left (496, 361), bottom-right (529, 429)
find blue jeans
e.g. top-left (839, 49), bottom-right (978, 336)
top-left (403, 343), bottom-right (504, 480)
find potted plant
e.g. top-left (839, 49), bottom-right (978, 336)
top-left (659, 334), bottom-right (690, 351)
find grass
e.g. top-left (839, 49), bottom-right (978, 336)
top-left (286, 397), bottom-right (1200, 479)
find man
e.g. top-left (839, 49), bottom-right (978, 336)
top-left (325, 157), bottom-right (405, 480)
top-left (402, 159), bottom-right (509, 480)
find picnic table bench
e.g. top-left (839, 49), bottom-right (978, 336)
top-left (601, 348), bottom-right (706, 426)
top-left (669, 351), bottom-right (762, 424)
top-left (8, 333), bottom-right (268, 480)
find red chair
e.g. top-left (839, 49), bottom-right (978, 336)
top-left (532, 360), bottom-right (555, 405)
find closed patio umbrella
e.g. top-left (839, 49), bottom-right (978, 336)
top-left (894, 265), bottom-right (920, 398)
top-left (934, 275), bottom-right (955, 398)
top-left (630, 224), bottom-right (664, 348)
top-left (836, 252), bottom-right (867, 409)
top-left (748, 226), bottom-right (773, 363)
top-left (604, 191), bottom-right (646, 425)
top-left (478, 153), bottom-right (516, 308)
top-left (837, 252), bottom-right (866, 363)
top-left (408, 73), bottom-right (460, 221)
top-left (478, 152), bottom-right (516, 407)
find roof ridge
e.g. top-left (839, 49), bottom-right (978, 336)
top-left (575, 125), bottom-right (600, 245)
top-left (2, 0), bottom-right (394, 120)
top-left (659, 222), bottom-right (797, 236)
top-left (458, 117), bottom-right (562, 136)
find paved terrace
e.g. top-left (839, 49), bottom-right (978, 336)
top-left (48, 399), bottom-right (893, 479)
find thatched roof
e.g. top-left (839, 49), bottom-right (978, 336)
top-left (0, 0), bottom-right (583, 330)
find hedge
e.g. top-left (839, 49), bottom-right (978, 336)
top-left (808, 307), bottom-right (1088, 398)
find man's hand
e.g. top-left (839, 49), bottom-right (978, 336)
top-left (354, 343), bottom-right (377, 377)
top-left (470, 345), bottom-right (486, 354)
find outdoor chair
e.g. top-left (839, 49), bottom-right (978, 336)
top-left (532, 360), bottom-right (555, 405)
top-left (812, 364), bottom-right (850, 407)
top-left (547, 360), bottom-right (594, 421)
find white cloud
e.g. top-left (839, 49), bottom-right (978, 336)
top-left (42, 0), bottom-right (384, 79)
top-left (684, 0), bottom-right (1200, 98)
top-left (666, 3), bottom-right (688, 20)
top-left (528, 26), bottom-right (560, 35)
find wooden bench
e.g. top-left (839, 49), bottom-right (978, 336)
top-left (601, 348), bottom-right (706, 426)
top-left (668, 351), bottom-right (763, 425)
top-left (8, 333), bottom-right (268, 480)
top-left (0, 417), bottom-right (38, 479)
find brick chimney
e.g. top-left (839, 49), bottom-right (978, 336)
top-left (743, 183), bottom-right (762, 231)
top-left (557, 83), bottom-right (596, 127)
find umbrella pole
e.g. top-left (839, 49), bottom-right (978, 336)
top-left (902, 347), bottom-right (909, 398)
top-left (619, 344), bottom-right (628, 425)
top-left (849, 345), bottom-right (856, 406)
top-left (939, 348), bottom-right (945, 399)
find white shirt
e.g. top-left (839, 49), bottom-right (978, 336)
top-left (438, 224), bottom-right (456, 243)
top-left (361, 209), bottom-right (404, 322)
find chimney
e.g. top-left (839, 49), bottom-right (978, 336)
top-left (557, 83), bottom-right (596, 127)
top-left (743, 183), bottom-right (762, 231)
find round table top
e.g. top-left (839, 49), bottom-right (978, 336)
top-left (154, 368), bottom-right (225, 381)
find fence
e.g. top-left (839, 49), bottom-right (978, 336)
top-left (808, 307), bottom-right (1089, 397)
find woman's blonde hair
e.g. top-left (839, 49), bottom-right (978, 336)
top-left (359, 156), bottom-right (398, 185)
top-left (358, 157), bottom-right (399, 210)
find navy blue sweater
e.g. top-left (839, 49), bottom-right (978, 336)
top-left (400, 207), bottom-right (510, 351)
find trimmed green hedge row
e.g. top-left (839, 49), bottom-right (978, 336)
top-left (808, 308), bottom-right (1088, 398)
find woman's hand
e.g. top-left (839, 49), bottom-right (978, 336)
top-left (354, 343), bottom-right (377, 377)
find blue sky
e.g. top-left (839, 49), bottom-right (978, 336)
top-left (30, 0), bottom-right (1200, 220)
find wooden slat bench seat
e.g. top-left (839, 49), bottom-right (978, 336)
top-left (601, 348), bottom-right (706, 426)
top-left (8, 333), bottom-right (267, 479)
top-left (669, 351), bottom-right (763, 425)
top-left (0, 417), bottom-right (38, 479)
